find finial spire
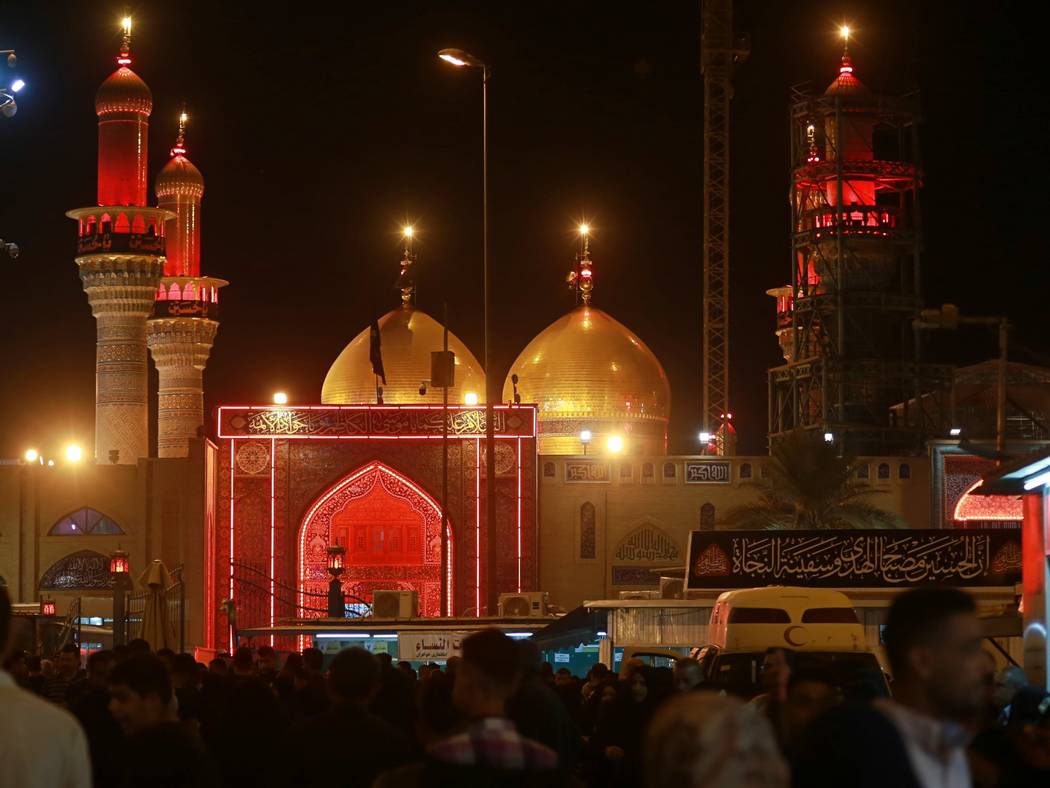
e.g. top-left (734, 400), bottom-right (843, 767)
top-left (171, 108), bottom-right (188, 157)
top-left (838, 24), bottom-right (853, 75)
top-left (567, 224), bottom-right (595, 306)
top-left (396, 226), bottom-right (416, 308)
top-left (118, 15), bottom-right (133, 66)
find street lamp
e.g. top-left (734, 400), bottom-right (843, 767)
top-left (1, 48), bottom-right (22, 118)
top-left (272, 391), bottom-right (288, 405)
top-left (580, 429), bottom-right (592, 455)
top-left (24, 448), bottom-right (38, 463)
top-left (109, 549), bottom-right (131, 647)
top-left (438, 45), bottom-right (497, 614)
top-left (65, 444), bottom-right (83, 463)
top-left (326, 545), bottom-right (346, 618)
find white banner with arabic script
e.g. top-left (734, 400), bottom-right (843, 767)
top-left (398, 631), bottom-right (469, 661)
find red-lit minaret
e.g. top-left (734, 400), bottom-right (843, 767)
top-left (67, 19), bottom-right (173, 464)
top-left (148, 113), bottom-right (227, 457)
top-left (767, 26), bottom-right (938, 455)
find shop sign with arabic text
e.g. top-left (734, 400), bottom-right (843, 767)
top-left (685, 529), bottom-right (1022, 589)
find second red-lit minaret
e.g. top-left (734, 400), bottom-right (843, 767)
top-left (147, 113), bottom-right (227, 457)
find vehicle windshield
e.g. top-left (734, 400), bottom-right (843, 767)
top-left (700, 650), bottom-right (887, 700)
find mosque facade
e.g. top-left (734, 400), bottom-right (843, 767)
top-left (0, 25), bottom-right (1031, 657)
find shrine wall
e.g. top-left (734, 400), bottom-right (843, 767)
top-left (537, 454), bottom-right (931, 610)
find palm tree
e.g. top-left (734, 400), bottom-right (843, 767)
top-left (722, 429), bottom-right (905, 530)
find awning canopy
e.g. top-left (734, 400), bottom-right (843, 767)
top-left (976, 449), bottom-right (1050, 495)
top-left (531, 606), bottom-right (607, 651)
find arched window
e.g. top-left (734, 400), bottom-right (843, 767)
top-left (739, 462), bottom-right (752, 480)
top-left (48, 508), bottom-right (125, 536)
top-left (700, 503), bottom-right (716, 530)
top-left (168, 283), bottom-right (181, 300)
top-left (131, 214), bottom-right (146, 234)
top-left (580, 502), bottom-right (596, 560)
top-left (899, 463), bottom-right (911, 480)
top-left (877, 463), bottom-right (890, 480)
top-left (114, 213), bottom-right (130, 233)
top-left (183, 282), bottom-right (196, 300)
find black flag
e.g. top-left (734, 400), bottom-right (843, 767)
top-left (369, 319), bottom-right (386, 384)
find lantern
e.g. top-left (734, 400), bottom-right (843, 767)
top-left (109, 549), bottom-right (130, 576)
top-left (326, 545), bottom-right (346, 577)
top-left (40, 598), bottom-right (56, 617)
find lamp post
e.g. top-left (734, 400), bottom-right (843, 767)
top-left (1, 48), bottom-right (23, 119)
top-left (326, 544), bottom-right (346, 618)
top-left (580, 430), bottom-right (592, 455)
top-left (109, 549), bottom-right (130, 647)
top-left (438, 47), bottom-right (498, 615)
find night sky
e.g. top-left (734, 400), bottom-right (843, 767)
top-left (1, 0), bottom-right (1045, 459)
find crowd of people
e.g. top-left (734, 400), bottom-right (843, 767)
top-left (2, 585), bottom-right (1049, 787)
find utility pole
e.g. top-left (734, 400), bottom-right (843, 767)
top-left (700, 0), bottom-right (747, 453)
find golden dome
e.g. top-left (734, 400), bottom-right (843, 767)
top-left (156, 155), bottom-right (204, 198)
top-left (95, 67), bottom-right (152, 115)
top-left (504, 305), bottom-right (670, 455)
top-left (322, 307), bottom-right (486, 405)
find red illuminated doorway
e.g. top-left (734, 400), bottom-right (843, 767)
top-left (298, 462), bottom-right (452, 616)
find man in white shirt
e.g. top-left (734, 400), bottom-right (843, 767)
top-left (0, 587), bottom-right (92, 788)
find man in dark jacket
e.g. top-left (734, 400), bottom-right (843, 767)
top-left (283, 647), bottom-right (414, 787)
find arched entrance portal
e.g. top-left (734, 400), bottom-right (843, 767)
top-left (298, 462), bottom-right (452, 616)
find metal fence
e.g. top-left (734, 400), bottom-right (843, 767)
top-left (125, 565), bottom-right (185, 652)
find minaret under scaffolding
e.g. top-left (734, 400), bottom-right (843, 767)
top-left (67, 19), bottom-right (173, 464)
top-left (147, 112), bottom-right (227, 457)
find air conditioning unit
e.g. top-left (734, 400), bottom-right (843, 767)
top-left (618, 590), bottom-right (661, 600)
top-left (372, 590), bottom-right (418, 619)
top-left (498, 591), bottom-right (548, 617)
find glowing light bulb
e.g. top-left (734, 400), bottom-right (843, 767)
top-left (578, 223), bottom-right (590, 236)
top-left (579, 429), bottom-right (593, 444)
top-left (11, 78), bottom-right (25, 93)
top-left (607, 435), bottom-right (624, 454)
top-left (403, 225), bottom-right (414, 238)
top-left (699, 432), bottom-right (712, 443)
top-left (840, 25), bottom-right (850, 41)
top-left (65, 444), bottom-right (83, 463)
top-left (464, 391), bottom-right (479, 405)
top-left (180, 111), bottom-right (188, 124)
top-left (24, 448), bottom-right (38, 463)
top-left (273, 391), bottom-right (288, 405)
top-left (439, 53), bottom-right (468, 67)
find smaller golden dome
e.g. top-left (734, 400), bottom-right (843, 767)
top-left (95, 67), bottom-right (152, 115)
top-left (322, 307), bottom-right (486, 405)
top-left (505, 305), bottom-right (670, 455)
top-left (156, 155), bottom-right (204, 198)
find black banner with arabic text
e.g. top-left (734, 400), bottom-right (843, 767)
top-left (685, 529), bottom-right (1022, 589)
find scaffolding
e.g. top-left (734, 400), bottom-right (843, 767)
top-left (768, 75), bottom-right (951, 456)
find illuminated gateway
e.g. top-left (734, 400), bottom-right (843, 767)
top-left (0, 23), bottom-right (1033, 658)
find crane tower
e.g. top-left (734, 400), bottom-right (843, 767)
top-left (701, 0), bottom-right (747, 454)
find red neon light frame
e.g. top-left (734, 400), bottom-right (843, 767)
top-left (296, 461), bottom-right (455, 621)
top-left (216, 404), bottom-right (536, 440)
